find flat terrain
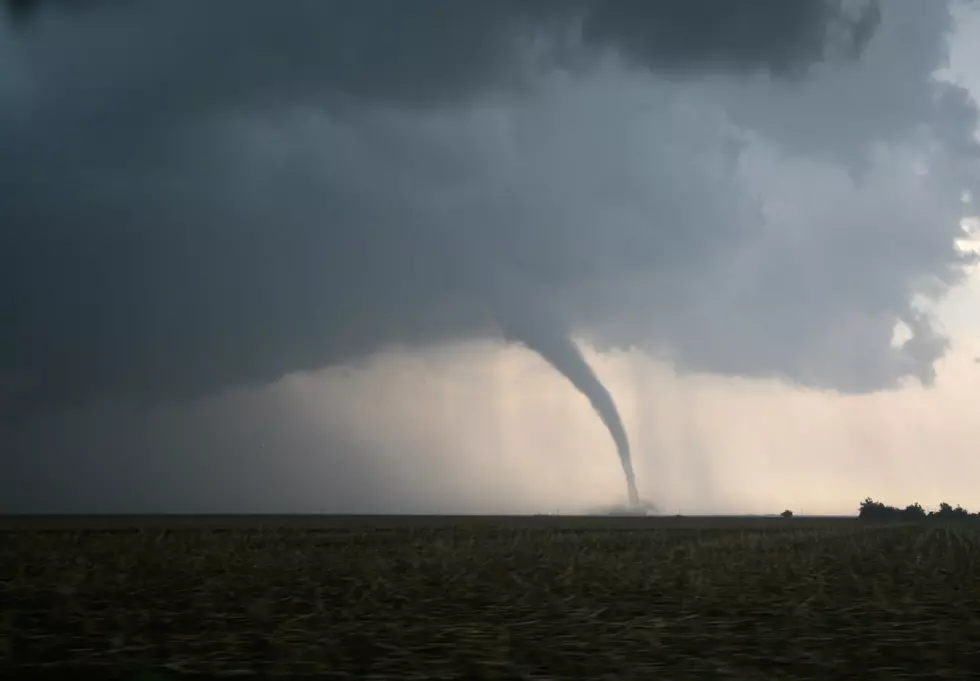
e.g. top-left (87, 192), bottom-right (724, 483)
top-left (2, 515), bottom-right (980, 679)
top-left (0, 513), bottom-right (852, 531)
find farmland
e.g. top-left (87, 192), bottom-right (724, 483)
top-left (2, 515), bottom-right (980, 679)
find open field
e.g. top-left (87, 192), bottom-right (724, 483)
top-left (0, 513), bottom-right (854, 532)
top-left (3, 515), bottom-right (980, 679)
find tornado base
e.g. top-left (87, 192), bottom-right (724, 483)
top-left (626, 479), bottom-right (640, 508)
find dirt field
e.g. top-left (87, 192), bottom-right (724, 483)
top-left (2, 515), bottom-right (979, 679)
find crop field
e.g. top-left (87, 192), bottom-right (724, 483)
top-left (3, 515), bottom-right (980, 679)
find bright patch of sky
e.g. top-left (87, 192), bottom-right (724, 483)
top-left (935, 2), bottom-right (980, 343)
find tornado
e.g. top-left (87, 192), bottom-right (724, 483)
top-left (481, 269), bottom-right (639, 506)
top-left (511, 325), bottom-right (640, 507)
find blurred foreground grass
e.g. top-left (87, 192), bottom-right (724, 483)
top-left (2, 517), bottom-right (980, 679)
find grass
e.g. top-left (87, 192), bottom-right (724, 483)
top-left (2, 515), bottom-right (980, 679)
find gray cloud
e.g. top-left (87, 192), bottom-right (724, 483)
top-left (0, 381), bottom-right (439, 514)
top-left (1, 0), bottom-right (977, 427)
top-left (5, 1), bottom-right (878, 106)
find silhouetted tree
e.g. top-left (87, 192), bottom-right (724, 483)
top-left (859, 498), bottom-right (980, 522)
top-left (859, 498), bottom-right (891, 520)
top-left (903, 503), bottom-right (926, 520)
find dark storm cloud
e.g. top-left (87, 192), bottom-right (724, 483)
top-left (0, 382), bottom-right (427, 513)
top-left (2, 0), bottom-right (977, 427)
top-left (5, 0), bottom-right (879, 106)
top-left (0, 0), bottom-right (891, 419)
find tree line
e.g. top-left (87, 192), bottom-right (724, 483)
top-left (857, 498), bottom-right (978, 521)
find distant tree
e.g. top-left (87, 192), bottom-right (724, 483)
top-left (859, 498), bottom-right (929, 522)
top-left (780, 509), bottom-right (794, 518)
top-left (903, 503), bottom-right (926, 520)
top-left (859, 498), bottom-right (891, 520)
top-left (861, 498), bottom-right (980, 522)
top-left (935, 504), bottom-right (970, 519)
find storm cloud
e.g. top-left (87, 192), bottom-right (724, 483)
top-left (1, 0), bottom-right (977, 424)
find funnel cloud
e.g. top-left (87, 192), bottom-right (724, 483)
top-left (483, 268), bottom-right (639, 505)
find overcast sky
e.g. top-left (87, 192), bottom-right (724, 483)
top-left (2, 0), bottom-right (979, 515)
